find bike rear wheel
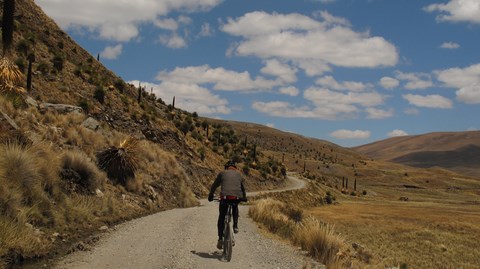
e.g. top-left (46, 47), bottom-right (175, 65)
top-left (223, 223), bottom-right (233, 261)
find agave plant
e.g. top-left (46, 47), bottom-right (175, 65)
top-left (96, 137), bottom-right (140, 185)
top-left (0, 57), bottom-right (25, 94)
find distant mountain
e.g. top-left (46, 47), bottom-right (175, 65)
top-left (353, 131), bottom-right (480, 177)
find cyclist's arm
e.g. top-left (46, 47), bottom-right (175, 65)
top-left (209, 173), bottom-right (222, 196)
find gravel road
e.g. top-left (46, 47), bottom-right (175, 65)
top-left (54, 175), bottom-right (324, 269)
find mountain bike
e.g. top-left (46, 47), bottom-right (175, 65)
top-left (213, 196), bottom-right (238, 262)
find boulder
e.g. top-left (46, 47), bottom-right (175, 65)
top-left (39, 103), bottom-right (83, 114)
top-left (82, 117), bottom-right (100, 130)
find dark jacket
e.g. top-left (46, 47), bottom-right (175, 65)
top-left (209, 169), bottom-right (246, 199)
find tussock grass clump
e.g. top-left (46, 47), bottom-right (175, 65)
top-left (294, 217), bottom-right (344, 267)
top-left (249, 198), bottom-right (345, 268)
top-left (60, 150), bottom-right (104, 194)
top-left (97, 137), bottom-right (139, 186)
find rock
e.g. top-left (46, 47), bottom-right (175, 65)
top-left (0, 110), bottom-right (19, 130)
top-left (99, 226), bottom-right (109, 232)
top-left (399, 196), bottom-right (409, 201)
top-left (95, 189), bottom-right (104, 198)
top-left (25, 96), bottom-right (39, 108)
top-left (39, 103), bottom-right (83, 114)
top-left (82, 117), bottom-right (100, 130)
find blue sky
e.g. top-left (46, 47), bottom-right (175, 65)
top-left (36, 0), bottom-right (480, 147)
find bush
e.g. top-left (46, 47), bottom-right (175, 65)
top-left (94, 86), bottom-right (106, 104)
top-left (60, 150), bottom-right (103, 194)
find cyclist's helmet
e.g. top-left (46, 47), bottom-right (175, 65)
top-left (224, 160), bottom-right (237, 169)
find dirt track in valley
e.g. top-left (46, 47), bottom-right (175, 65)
top-left (54, 174), bottom-right (323, 269)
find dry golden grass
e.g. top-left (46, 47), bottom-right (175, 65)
top-left (0, 57), bottom-right (24, 94)
top-left (308, 201), bottom-right (480, 268)
top-left (249, 198), bottom-right (346, 268)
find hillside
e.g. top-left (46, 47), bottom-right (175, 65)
top-left (1, 1), bottom-right (480, 268)
top-left (353, 131), bottom-right (480, 177)
top-left (0, 0), bottom-right (283, 267)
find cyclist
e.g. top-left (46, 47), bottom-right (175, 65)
top-left (208, 160), bottom-right (247, 250)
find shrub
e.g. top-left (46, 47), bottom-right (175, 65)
top-left (60, 150), bottom-right (103, 194)
top-left (52, 53), bottom-right (65, 71)
top-left (94, 86), bottom-right (106, 104)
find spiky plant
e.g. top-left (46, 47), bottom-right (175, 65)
top-left (96, 137), bottom-right (140, 186)
top-left (0, 57), bottom-right (25, 94)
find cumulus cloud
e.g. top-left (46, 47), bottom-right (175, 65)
top-left (261, 59), bottom-right (298, 83)
top-left (278, 86), bottom-right (300, 96)
top-left (252, 87), bottom-right (386, 120)
top-left (100, 44), bottom-right (123, 60)
top-left (456, 84), bottom-right (480, 104)
top-left (221, 11), bottom-right (398, 76)
top-left (366, 107), bottom-right (394, 119)
top-left (330, 129), bottom-right (370, 139)
top-left (388, 129), bottom-right (408, 137)
top-left (434, 63), bottom-right (480, 104)
top-left (199, 23), bottom-right (214, 37)
top-left (159, 33), bottom-right (187, 48)
top-left (394, 71), bottom-right (434, 90)
top-left (435, 63), bottom-right (480, 89)
top-left (440, 42), bottom-right (460, 49)
top-left (156, 65), bottom-right (281, 91)
top-left (36, 0), bottom-right (222, 42)
top-left (130, 80), bottom-right (230, 115)
top-left (403, 94), bottom-right (453, 109)
top-left (316, 76), bottom-right (369, 92)
top-left (379, 76), bottom-right (400, 89)
top-left (425, 0), bottom-right (480, 24)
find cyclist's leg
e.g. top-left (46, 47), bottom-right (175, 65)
top-left (218, 201), bottom-right (228, 239)
top-left (232, 202), bottom-right (239, 230)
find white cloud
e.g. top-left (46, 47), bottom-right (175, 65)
top-left (252, 101), bottom-right (319, 118)
top-left (159, 33), bottom-right (187, 48)
top-left (330, 129), bottom-right (370, 139)
top-left (434, 63), bottom-right (480, 104)
top-left (395, 71), bottom-right (434, 90)
top-left (154, 18), bottom-right (179, 31)
top-left (365, 107), bottom-right (394, 119)
top-left (435, 63), bottom-right (480, 89)
top-left (379, 76), bottom-right (400, 89)
top-left (266, 123), bottom-right (275, 128)
top-left (440, 42), bottom-right (460, 49)
top-left (156, 65), bottom-right (281, 92)
top-left (199, 23), bottom-right (213, 37)
top-left (36, 0), bottom-right (222, 42)
top-left (278, 86), bottom-right (300, 96)
top-left (316, 75), bottom-right (369, 92)
top-left (388, 129), bottom-right (408, 137)
top-left (100, 44), bottom-right (123, 60)
top-left (221, 11), bottom-right (398, 76)
top-left (425, 0), bottom-right (480, 24)
top-left (403, 94), bottom-right (453, 109)
top-left (313, 10), bottom-right (351, 26)
top-left (261, 59), bottom-right (298, 83)
top-left (456, 84), bottom-right (480, 104)
top-left (304, 87), bottom-right (385, 108)
top-left (130, 80), bottom-right (230, 115)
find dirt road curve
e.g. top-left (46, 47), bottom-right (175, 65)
top-left (54, 175), bottom-right (323, 269)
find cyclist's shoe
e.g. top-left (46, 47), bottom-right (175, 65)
top-left (217, 239), bottom-right (223, 250)
top-left (233, 227), bottom-right (239, 234)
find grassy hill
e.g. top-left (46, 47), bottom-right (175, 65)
top-left (353, 131), bottom-right (480, 177)
top-left (1, 1), bottom-right (479, 268)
